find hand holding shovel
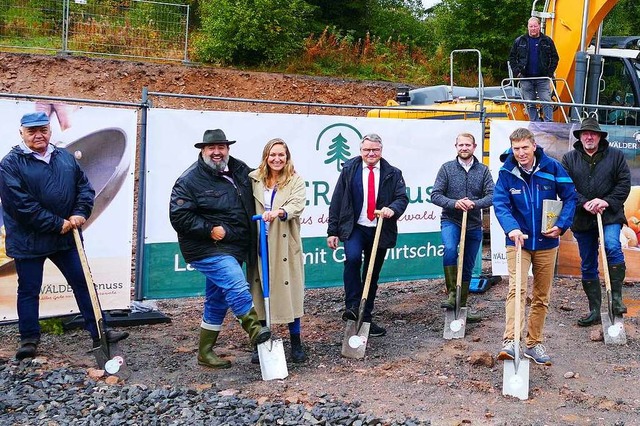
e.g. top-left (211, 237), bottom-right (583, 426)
top-left (341, 210), bottom-right (384, 359)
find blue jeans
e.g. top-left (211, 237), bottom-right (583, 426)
top-left (573, 224), bottom-right (624, 280)
top-left (520, 78), bottom-right (553, 121)
top-left (191, 254), bottom-right (254, 328)
top-left (15, 248), bottom-right (98, 341)
top-left (343, 225), bottom-right (387, 322)
top-left (441, 220), bottom-right (483, 282)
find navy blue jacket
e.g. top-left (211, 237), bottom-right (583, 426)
top-left (0, 145), bottom-right (94, 259)
top-left (327, 157), bottom-right (408, 249)
top-left (509, 33), bottom-right (559, 78)
top-left (494, 147), bottom-right (576, 251)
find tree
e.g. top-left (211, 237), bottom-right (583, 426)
top-left (603, 0), bottom-right (640, 36)
top-left (430, 0), bottom-right (531, 78)
top-left (196, 0), bottom-right (315, 65)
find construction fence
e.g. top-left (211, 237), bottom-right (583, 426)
top-left (0, 0), bottom-right (189, 61)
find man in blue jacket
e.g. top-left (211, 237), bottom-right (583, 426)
top-left (431, 133), bottom-right (494, 323)
top-left (327, 133), bottom-right (408, 337)
top-left (0, 112), bottom-right (128, 360)
top-left (494, 127), bottom-right (576, 365)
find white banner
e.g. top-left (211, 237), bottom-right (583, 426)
top-left (0, 100), bottom-right (137, 321)
top-left (143, 109), bottom-right (483, 295)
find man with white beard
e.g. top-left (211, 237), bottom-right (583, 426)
top-left (170, 129), bottom-right (270, 369)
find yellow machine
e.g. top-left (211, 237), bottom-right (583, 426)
top-left (367, 0), bottom-right (640, 156)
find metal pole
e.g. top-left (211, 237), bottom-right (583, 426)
top-left (183, 4), bottom-right (190, 63)
top-left (62, 0), bottom-right (69, 54)
top-left (134, 87), bottom-right (150, 301)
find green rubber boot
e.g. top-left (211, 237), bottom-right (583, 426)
top-left (197, 328), bottom-right (231, 369)
top-left (460, 281), bottom-right (482, 323)
top-left (609, 263), bottom-right (627, 315)
top-left (440, 265), bottom-right (457, 309)
top-left (237, 307), bottom-right (271, 345)
top-left (577, 279), bottom-right (601, 327)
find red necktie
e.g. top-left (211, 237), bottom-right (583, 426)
top-left (367, 165), bottom-right (375, 221)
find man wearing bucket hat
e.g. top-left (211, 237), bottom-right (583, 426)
top-left (170, 128), bottom-right (271, 369)
top-left (561, 117), bottom-right (631, 326)
top-left (0, 112), bottom-right (129, 360)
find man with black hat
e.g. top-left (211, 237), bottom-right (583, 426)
top-left (0, 112), bottom-right (128, 360)
top-left (562, 117), bottom-right (631, 326)
top-left (169, 129), bottom-right (270, 369)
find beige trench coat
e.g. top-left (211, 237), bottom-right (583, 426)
top-left (248, 170), bottom-right (306, 324)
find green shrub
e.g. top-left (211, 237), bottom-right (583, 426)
top-left (195, 0), bottom-right (316, 65)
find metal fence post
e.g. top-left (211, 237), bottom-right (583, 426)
top-left (134, 87), bottom-right (150, 301)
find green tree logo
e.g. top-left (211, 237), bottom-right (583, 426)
top-left (325, 133), bottom-right (351, 172)
top-left (316, 124), bottom-right (362, 172)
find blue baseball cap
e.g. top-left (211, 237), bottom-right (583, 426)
top-left (20, 112), bottom-right (50, 128)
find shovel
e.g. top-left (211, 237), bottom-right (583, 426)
top-left (502, 235), bottom-right (529, 400)
top-left (72, 228), bottom-right (129, 377)
top-left (341, 211), bottom-right (384, 359)
top-left (443, 210), bottom-right (469, 340)
top-left (596, 213), bottom-right (626, 345)
top-left (252, 215), bottom-right (288, 381)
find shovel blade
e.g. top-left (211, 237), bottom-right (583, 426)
top-left (257, 338), bottom-right (288, 381)
top-left (601, 310), bottom-right (627, 345)
top-left (341, 320), bottom-right (370, 359)
top-left (90, 341), bottom-right (131, 380)
top-left (502, 357), bottom-right (530, 400)
top-left (443, 307), bottom-right (468, 340)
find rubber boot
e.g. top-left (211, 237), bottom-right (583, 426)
top-left (15, 338), bottom-right (39, 360)
top-left (197, 328), bottom-right (231, 369)
top-left (609, 263), bottom-right (627, 315)
top-left (460, 281), bottom-right (482, 323)
top-left (577, 279), bottom-right (601, 327)
top-left (237, 307), bottom-right (271, 345)
top-left (440, 265), bottom-right (457, 309)
top-left (290, 333), bottom-right (307, 363)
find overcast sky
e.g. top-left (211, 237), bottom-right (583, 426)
top-left (422, 0), bottom-right (441, 8)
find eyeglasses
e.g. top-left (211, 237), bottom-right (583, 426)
top-left (361, 148), bottom-right (381, 154)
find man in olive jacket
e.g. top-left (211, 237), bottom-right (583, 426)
top-left (561, 117), bottom-right (631, 326)
top-left (170, 129), bottom-right (270, 369)
top-left (327, 133), bottom-right (408, 337)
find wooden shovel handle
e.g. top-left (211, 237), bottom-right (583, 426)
top-left (72, 228), bottom-right (105, 339)
top-left (596, 213), bottom-right (612, 292)
top-left (355, 210), bottom-right (384, 332)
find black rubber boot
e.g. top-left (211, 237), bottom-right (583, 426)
top-left (460, 281), bottom-right (482, 323)
top-left (577, 279), bottom-right (601, 327)
top-left (440, 265), bottom-right (457, 309)
top-left (15, 338), bottom-right (39, 360)
top-left (237, 307), bottom-right (271, 345)
top-left (609, 263), bottom-right (627, 315)
top-left (290, 333), bottom-right (307, 363)
top-left (197, 328), bottom-right (231, 369)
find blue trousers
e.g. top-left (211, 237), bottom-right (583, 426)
top-left (191, 254), bottom-right (254, 329)
top-left (441, 220), bottom-right (483, 282)
top-left (521, 78), bottom-right (553, 121)
top-left (15, 248), bottom-right (98, 341)
top-left (343, 224), bottom-right (387, 322)
top-left (573, 224), bottom-right (624, 280)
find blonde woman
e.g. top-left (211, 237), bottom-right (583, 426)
top-left (249, 138), bottom-right (307, 363)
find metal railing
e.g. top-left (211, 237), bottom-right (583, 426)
top-left (0, 0), bottom-right (190, 62)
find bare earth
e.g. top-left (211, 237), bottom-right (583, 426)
top-left (0, 52), bottom-right (639, 425)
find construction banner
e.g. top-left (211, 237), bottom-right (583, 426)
top-left (0, 100), bottom-right (137, 322)
top-left (143, 109), bottom-right (483, 298)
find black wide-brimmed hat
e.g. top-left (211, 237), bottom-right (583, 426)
top-left (572, 117), bottom-right (608, 139)
top-left (194, 129), bottom-right (236, 148)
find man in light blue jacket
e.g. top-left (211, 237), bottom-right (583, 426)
top-left (494, 128), bottom-right (576, 366)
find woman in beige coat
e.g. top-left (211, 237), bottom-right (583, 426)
top-left (249, 138), bottom-right (307, 363)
